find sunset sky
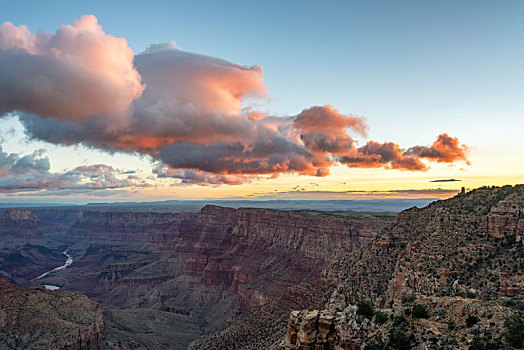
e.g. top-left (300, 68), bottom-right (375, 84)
top-left (0, 0), bottom-right (522, 203)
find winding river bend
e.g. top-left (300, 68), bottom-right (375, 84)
top-left (36, 248), bottom-right (73, 290)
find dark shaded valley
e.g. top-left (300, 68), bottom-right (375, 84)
top-left (0, 185), bottom-right (522, 349)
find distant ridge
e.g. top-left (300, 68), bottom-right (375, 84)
top-left (82, 198), bottom-right (438, 212)
top-left (0, 198), bottom-right (439, 212)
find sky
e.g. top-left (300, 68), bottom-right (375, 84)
top-left (0, 0), bottom-right (522, 203)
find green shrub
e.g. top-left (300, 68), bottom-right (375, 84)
top-left (403, 307), bottom-right (411, 317)
top-left (392, 315), bottom-right (408, 327)
top-left (374, 311), bottom-right (388, 324)
top-left (465, 291), bottom-right (477, 299)
top-left (387, 327), bottom-right (410, 350)
top-left (357, 300), bottom-right (374, 319)
top-left (448, 321), bottom-right (456, 330)
top-left (401, 294), bottom-right (416, 304)
top-left (364, 334), bottom-right (387, 350)
top-left (466, 315), bottom-right (479, 327)
top-left (504, 314), bottom-right (524, 348)
top-left (411, 304), bottom-right (429, 319)
top-left (468, 336), bottom-right (498, 350)
top-left (308, 306), bottom-right (315, 312)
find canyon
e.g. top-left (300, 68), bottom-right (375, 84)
top-left (0, 185), bottom-right (521, 349)
top-left (0, 203), bottom-right (390, 349)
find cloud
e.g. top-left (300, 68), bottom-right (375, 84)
top-left (0, 16), bottom-right (471, 186)
top-left (153, 165), bottom-right (253, 186)
top-left (0, 15), bottom-right (144, 121)
top-left (339, 140), bottom-right (427, 171)
top-left (293, 105), bottom-right (367, 155)
top-left (405, 133), bottom-right (470, 164)
top-left (73, 164), bottom-right (115, 175)
top-left (142, 41), bottom-right (180, 53)
top-left (0, 146), bottom-right (149, 194)
top-left (430, 178), bottom-right (461, 182)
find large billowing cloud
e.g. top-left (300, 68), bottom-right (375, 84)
top-left (0, 15), bottom-right (144, 121)
top-left (0, 16), bottom-right (470, 186)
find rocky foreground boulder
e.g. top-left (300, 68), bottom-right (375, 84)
top-left (0, 279), bottom-right (104, 350)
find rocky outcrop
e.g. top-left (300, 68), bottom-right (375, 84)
top-left (487, 193), bottom-right (523, 241)
top-left (281, 295), bottom-right (519, 350)
top-left (189, 278), bottom-right (335, 350)
top-left (0, 209), bottom-right (48, 239)
top-left (0, 279), bottom-right (104, 350)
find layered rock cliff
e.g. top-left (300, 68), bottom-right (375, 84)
top-left (327, 185), bottom-right (524, 307)
top-left (0, 279), bottom-right (104, 350)
top-left (172, 205), bottom-right (388, 311)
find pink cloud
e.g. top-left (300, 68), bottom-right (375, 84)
top-left (0, 15), bottom-right (144, 121)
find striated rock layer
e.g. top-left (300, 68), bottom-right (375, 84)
top-left (171, 205), bottom-right (387, 311)
top-left (0, 279), bottom-right (104, 350)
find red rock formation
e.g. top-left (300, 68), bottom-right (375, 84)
top-left (173, 205), bottom-right (388, 312)
top-left (487, 193), bottom-right (523, 240)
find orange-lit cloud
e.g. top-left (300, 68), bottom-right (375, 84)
top-left (0, 16), bottom-right (471, 186)
top-left (339, 141), bottom-right (427, 171)
top-left (293, 105), bottom-right (366, 156)
top-left (405, 133), bottom-right (470, 164)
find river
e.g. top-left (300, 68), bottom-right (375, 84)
top-left (36, 248), bottom-right (73, 290)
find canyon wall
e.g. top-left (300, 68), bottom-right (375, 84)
top-left (171, 205), bottom-right (388, 310)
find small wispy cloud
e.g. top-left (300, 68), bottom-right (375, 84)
top-left (430, 179), bottom-right (461, 182)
